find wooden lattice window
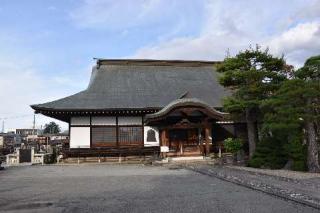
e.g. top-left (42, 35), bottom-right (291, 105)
top-left (118, 126), bottom-right (143, 146)
top-left (92, 127), bottom-right (117, 147)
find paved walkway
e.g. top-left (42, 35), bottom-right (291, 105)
top-left (1, 164), bottom-right (318, 212)
top-left (184, 163), bottom-right (320, 209)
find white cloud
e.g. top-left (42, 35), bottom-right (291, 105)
top-left (267, 22), bottom-right (320, 54)
top-left (131, 0), bottom-right (320, 68)
top-left (295, 0), bottom-right (320, 20)
top-left (52, 64), bottom-right (92, 88)
top-left (0, 15), bottom-right (91, 132)
top-left (266, 21), bottom-right (320, 67)
top-left (0, 58), bottom-right (62, 131)
top-left (70, 0), bottom-right (168, 30)
top-left (132, 0), bottom-right (256, 60)
top-left (128, 1), bottom-right (245, 58)
top-left (69, 0), bottom-right (208, 45)
top-left (0, 56), bottom-right (90, 132)
top-left (133, 33), bottom-right (248, 61)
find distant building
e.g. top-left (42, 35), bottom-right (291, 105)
top-left (0, 133), bottom-right (21, 154)
top-left (16, 129), bottom-right (41, 144)
top-left (16, 129), bottom-right (40, 136)
top-left (37, 132), bottom-right (69, 146)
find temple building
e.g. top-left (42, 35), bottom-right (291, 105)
top-left (31, 59), bottom-right (247, 159)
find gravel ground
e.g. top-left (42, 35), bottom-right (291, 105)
top-left (228, 166), bottom-right (320, 180)
top-left (185, 164), bottom-right (320, 210)
top-left (0, 164), bottom-right (318, 213)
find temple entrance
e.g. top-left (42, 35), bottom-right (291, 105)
top-left (144, 98), bottom-right (227, 158)
top-left (168, 128), bottom-right (202, 156)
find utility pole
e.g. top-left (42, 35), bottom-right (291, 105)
top-left (32, 114), bottom-right (36, 135)
top-left (1, 120), bottom-right (4, 133)
top-left (32, 113), bottom-right (36, 149)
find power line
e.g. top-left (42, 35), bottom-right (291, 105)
top-left (0, 114), bottom-right (35, 132)
top-left (0, 114), bottom-right (34, 120)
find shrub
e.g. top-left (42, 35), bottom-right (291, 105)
top-left (248, 137), bottom-right (287, 169)
top-left (292, 161), bottom-right (307, 171)
top-left (284, 138), bottom-right (307, 171)
top-left (224, 138), bottom-right (243, 154)
top-left (247, 157), bottom-right (264, 168)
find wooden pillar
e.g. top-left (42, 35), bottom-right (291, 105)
top-left (198, 128), bottom-right (204, 155)
top-left (160, 129), bottom-right (166, 146)
top-left (160, 129), bottom-right (168, 158)
top-left (205, 125), bottom-right (211, 156)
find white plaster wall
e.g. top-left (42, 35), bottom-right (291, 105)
top-left (70, 127), bottom-right (90, 148)
top-left (118, 116), bottom-right (142, 125)
top-left (70, 117), bottom-right (90, 126)
top-left (144, 126), bottom-right (160, 147)
top-left (91, 116), bottom-right (116, 125)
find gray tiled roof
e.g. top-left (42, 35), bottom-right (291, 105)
top-left (31, 60), bottom-right (230, 111)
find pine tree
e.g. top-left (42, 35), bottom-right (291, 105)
top-left (296, 56), bottom-right (320, 172)
top-left (261, 55), bottom-right (320, 172)
top-left (217, 45), bottom-right (291, 158)
top-left (248, 136), bottom-right (288, 169)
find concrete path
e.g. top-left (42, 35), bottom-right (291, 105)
top-left (0, 164), bottom-right (318, 212)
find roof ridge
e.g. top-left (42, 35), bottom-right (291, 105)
top-left (96, 59), bottom-right (221, 67)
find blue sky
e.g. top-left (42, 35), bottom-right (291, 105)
top-left (0, 0), bottom-right (319, 131)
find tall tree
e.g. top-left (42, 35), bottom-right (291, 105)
top-left (296, 56), bottom-right (320, 172)
top-left (262, 55), bottom-right (320, 172)
top-left (261, 79), bottom-right (308, 170)
top-left (43, 121), bottom-right (61, 134)
top-left (217, 46), bottom-right (291, 158)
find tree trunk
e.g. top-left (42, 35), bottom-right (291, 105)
top-left (306, 121), bottom-right (320, 172)
top-left (246, 108), bottom-right (258, 159)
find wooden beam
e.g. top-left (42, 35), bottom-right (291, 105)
top-left (204, 125), bottom-right (211, 156)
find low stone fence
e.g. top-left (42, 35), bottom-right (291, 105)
top-left (33, 153), bottom-right (52, 165)
top-left (5, 148), bottom-right (52, 165)
top-left (6, 154), bottom-right (19, 164)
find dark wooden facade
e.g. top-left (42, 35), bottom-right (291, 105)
top-left (144, 100), bottom-right (227, 157)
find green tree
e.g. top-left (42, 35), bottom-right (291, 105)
top-left (295, 56), bottom-right (319, 172)
top-left (217, 45), bottom-right (291, 158)
top-left (43, 121), bottom-right (61, 134)
top-left (262, 55), bottom-right (320, 172)
top-left (261, 79), bottom-right (308, 170)
top-left (248, 136), bottom-right (288, 169)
